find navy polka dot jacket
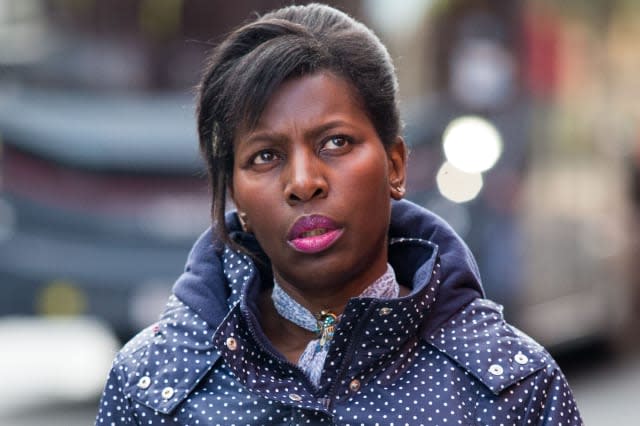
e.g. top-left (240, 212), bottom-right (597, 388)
top-left (96, 200), bottom-right (582, 425)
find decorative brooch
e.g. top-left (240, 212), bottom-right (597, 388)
top-left (315, 310), bottom-right (338, 352)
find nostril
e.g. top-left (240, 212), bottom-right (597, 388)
top-left (286, 186), bottom-right (325, 204)
top-left (288, 192), bottom-right (302, 202)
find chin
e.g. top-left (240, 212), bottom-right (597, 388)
top-left (291, 254), bottom-right (369, 291)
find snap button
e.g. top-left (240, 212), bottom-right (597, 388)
top-left (137, 376), bottom-right (151, 389)
top-left (349, 379), bottom-right (361, 392)
top-left (488, 364), bottom-right (504, 376)
top-left (378, 307), bottom-right (393, 316)
top-left (226, 337), bottom-right (238, 351)
top-left (514, 352), bottom-right (529, 365)
top-left (288, 393), bottom-right (302, 402)
top-left (161, 386), bottom-right (175, 400)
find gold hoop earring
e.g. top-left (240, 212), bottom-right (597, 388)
top-left (391, 183), bottom-right (405, 198)
top-left (238, 211), bottom-right (250, 233)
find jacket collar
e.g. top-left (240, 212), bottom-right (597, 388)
top-left (212, 235), bottom-right (442, 400)
top-left (131, 200), bottom-right (493, 413)
top-left (173, 199), bottom-right (484, 330)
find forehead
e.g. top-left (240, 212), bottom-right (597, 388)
top-left (238, 71), bottom-right (368, 137)
top-left (268, 71), bottom-right (360, 109)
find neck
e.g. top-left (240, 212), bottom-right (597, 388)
top-left (274, 286), bottom-right (350, 316)
top-left (272, 263), bottom-right (388, 315)
top-left (262, 262), bottom-right (401, 364)
top-left (258, 290), bottom-right (316, 363)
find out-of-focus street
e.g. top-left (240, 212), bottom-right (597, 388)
top-left (562, 347), bottom-right (639, 425)
top-left (0, 401), bottom-right (98, 426)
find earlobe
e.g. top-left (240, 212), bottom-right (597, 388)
top-left (237, 211), bottom-right (251, 233)
top-left (388, 136), bottom-right (408, 200)
top-left (390, 183), bottom-right (405, 200)
top-left (229, 184), bottom-right (251, 231)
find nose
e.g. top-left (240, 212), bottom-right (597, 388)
top-left (284, 148), bottom-right (328, 205)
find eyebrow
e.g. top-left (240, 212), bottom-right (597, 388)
top-left (242, 119), bottom-right (352, 146)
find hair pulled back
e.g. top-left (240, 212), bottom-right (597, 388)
top-left (197, 3), bottom-right (401, 245)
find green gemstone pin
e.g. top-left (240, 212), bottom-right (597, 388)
top-left (315, 310), bottom-right (338, 352)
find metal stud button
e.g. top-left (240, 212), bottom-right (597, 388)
top-left (514, 352), bottom-right (529, 365)
top-left (288, 393), bottom-right (302, 402)
top-left (378, 307), bottom-right (393, 316)
top-left (161, 386), bottom-right (175, 400)
top-left (349, 379), bottom-right (361, 392)
top-left (488, 364), bottom-right (504, 376)
top-left (226, 337), bottom-right (238, 351)
top-left (137, 376), bottom-right (151, 389)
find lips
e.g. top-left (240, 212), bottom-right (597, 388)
top-left (287, 214), bottom-right (344, 254)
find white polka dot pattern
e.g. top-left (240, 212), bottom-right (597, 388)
top-left (96, 237), bottom-right (582, 425)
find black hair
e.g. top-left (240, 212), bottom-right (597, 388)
top-left (196, 3), bottom-right (401, 247)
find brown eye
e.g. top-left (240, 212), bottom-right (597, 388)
top-left (322, 135), bottom-right (351, 151)
top-left (252, 150), bottom-right (277, 165)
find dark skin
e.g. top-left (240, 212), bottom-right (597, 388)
top-left (231, 72), bottom-right (409, 363)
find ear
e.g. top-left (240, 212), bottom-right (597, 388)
top-left (227, 184), bottom-right (251, 232)
top-left (387, 136), bottom-right (408, 200)
top-left (237, 211), bottom-right (251, 233)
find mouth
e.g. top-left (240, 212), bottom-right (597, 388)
top-left (287, 215), bottom-right (344, 254)
top-left (299, 228), bottom-right (330, 238)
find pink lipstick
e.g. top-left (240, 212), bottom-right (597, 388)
top-left (287, 215), bottom-right (343, 254)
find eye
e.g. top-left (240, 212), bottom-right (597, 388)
top-left (251, 150), bottom-right (279, 165)
top-left (321, 135), bottom-right (351, 151)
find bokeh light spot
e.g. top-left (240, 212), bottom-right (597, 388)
top-left (443, 116), bottom-right (503, 173)
top-left (436, 161), bottom-right (483, 203)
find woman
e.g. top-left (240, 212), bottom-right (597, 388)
top-left (96, 3), bottom-right (582, 425)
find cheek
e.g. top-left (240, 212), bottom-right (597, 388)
top-left (231, 172), bottom-right (285, 240)
top-left (233, 178), bottom-right (273, 213)
top-left (233, 165), bottom-right (263, 201)
top-left (332, 155), bottom-right (393, 234)
top-left (342, 153), bottom-right (391, 202)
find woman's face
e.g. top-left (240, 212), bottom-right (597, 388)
top-left (231, 72), bottom-right (406, 297)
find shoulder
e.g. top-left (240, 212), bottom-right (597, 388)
top-left (425, 298), bottom-right (583, 424)
top-left (108, 295), bottom-right (220, 414)
top-left (425, 298), bottom-right (557, 395)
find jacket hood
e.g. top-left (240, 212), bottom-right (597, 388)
top-left (173, 199), bottom-right (484, 330)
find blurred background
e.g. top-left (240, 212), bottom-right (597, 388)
top-left (0, 0), bottom-right (638, 424)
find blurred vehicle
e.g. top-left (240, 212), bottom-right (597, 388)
top-left (0, 86), bottom-right (209, 341)
top-left (0, 0), bottom-right (220, 342)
